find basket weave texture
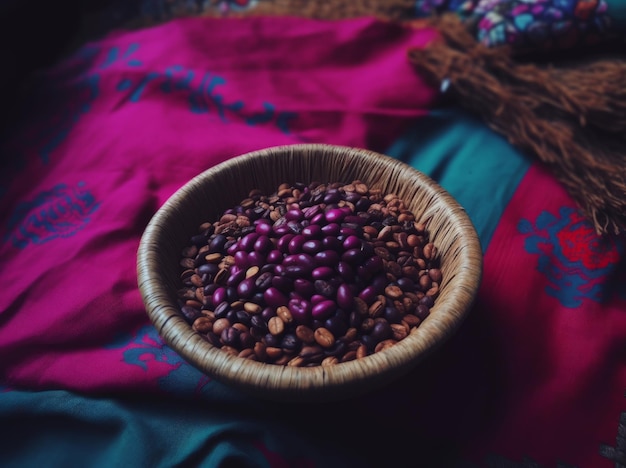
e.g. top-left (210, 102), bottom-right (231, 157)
top-left (137, 144), bottom-right (482, 401)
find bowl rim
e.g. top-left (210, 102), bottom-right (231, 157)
top-left (137, 143), bottom-right (483, 401)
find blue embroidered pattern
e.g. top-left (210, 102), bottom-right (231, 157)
top-left (4, 182), bottom-right (100, 249)
top-left (107, 324), bottom-right (214, 396)
top-left (518, 206), bottom-right (625, 307)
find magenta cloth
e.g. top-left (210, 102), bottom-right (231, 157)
top-left (0, 16), bottom-right (438, 392)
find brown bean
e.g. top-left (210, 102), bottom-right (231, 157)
top-left (288, 356), bottom-right (305, 367)
top-left (295, 325), bottom-right (316, 344)
top-left (428, 268), bottom-right (442, 283)
top-left (192, 316), bottom-right (213, 334)
top-left (375, 339), bottom-right (397, 353)
top-left (368, 299), bottom-right (384, 318)
top-left (265, 346), bottom-right (283, 360)
top-left (385, 285), bottom-right (403, 299)
top-left (391, 323), bottom-right (408, 341)
top-left (204, 252), bottom-right (222, 263)
top-left (238, 348), bottom-right (255, 359)
top-left (276, 305), bottom-right (293, 324)
top-left (340, 350), bottom-right (357, 363)
top-left (254, 342), bottom-right (267, 361)
top-left (403, 314), bottom-right (422, 327)
top-left (423, 242), bottom-right (437, 261)
top-left (314, 327), bottom-right (335, 348)
top-left (244, 302), bottom-right (262, 314)
top-left (221, 345), bottom-right (239, 356)
top-left (268, 316), bottom-right (285, 336)
top-left (321, 356), bottom-right (339, 366)
top-left (212, 318), bottom-right (230, 336)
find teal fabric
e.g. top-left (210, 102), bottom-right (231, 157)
top-left (386, 108), bottom-right (532, 251)
top-left (0, 388), bottom-right (363, 468)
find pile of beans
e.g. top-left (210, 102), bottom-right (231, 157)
top-left (177, 181), bottom-right (442, 367)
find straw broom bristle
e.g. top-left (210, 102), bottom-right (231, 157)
top-left (408, 14), bottom-right (626, 235)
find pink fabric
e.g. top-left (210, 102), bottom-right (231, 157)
top-left (0, 16), bottom-right (438, 391)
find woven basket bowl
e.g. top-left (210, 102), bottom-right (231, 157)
top-left (137, 144), bottom-right (482, 402)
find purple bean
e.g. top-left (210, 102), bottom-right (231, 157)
top-left (236, 277), bottom-right (256, 299)
top-left (233, 250), bottom-right (249, 269)
top-left (302, 239), bottom-right (323, 254)
top-left (209, 234), bottom-right (228, 252)
top-left (271, 275), bottom-right (293, 293)
top-left (336, 283), bottom-right (354, 310)
top-left (314, 250), bottom-right (340, 266)
top-left (226, 241), bottom-right (240, 256)
top-left (302, 224), bottom-right (322, 238)
top-left (325, 315), bottom-right (348, 338)
top-left (226, 268), bottom-right (246, 288)
top-left (247, 251), bottom-right (265, 267)
top-left (251, 292), bottom-right (264, 304)
top-left (419, 295), bottom-right (435, 308)
top-left (197, 263), bottom-right (219, 277)
top-left (261, 307), bottom-right (276, 321)
top-left (344, 215), bottom-right (366, 225)
top-left (253, 235), bottom-right (273, 254)
top-left (341, 248), bottom-right (365, 265)
top-left (311, 294), bottom-right (326, 304)
top-left (212, 287), bottom-right (227, 305)
top-left (370, 273), bottom-right (389, 293)
top-left (203, 283), bottom-right (219, 298)
top-left (337, 261), bottom-right (355, 282)
top-left (321, 223), bottom-right (340, 237)
top-left (358, 285), bottom-right (378, 305)
top-left (342, 235), bottom-right (362, 251)
top-left (181, 305), bottom-right (201, 321)
top-left (264, 287), bottom-right (288, 307)
top-left (214, 301), bottom-right (230, 319)
top-left (284, 265), bottom-right (312, 278)
top-left (384, 306), bottom-right (403, 324)
top-left (288, 234), bottom-right (306, 254)
top-left (415, 304), bottom-right (431, 320)
top-left (285, 208), bottom-right (303, 221)
top-left (310, 213), bottom-right (326, 225)
top-left (322, 236), bottom-right (342, 251)
top-left (363, 255), bottom-right (384, 274)
top-left (239, 232), bottom-right (259, 252)
top-left (311, 266), bottom-right (334, 280)
top-left (266, 249), bottom-right (283, 264)
top-left (312, 300), bottom-right (336, 320)
top-left (349, 311), bottom-right (362, 328)
top-left (251, 314), bottom-right (267, 332)
top-left (339, 226), bottom-right (359, 238)
top-left (396, 277), bottom-right (416, 292)
top-left (370, 321), bottom-right (392, 343)
top-left (288, 298), bottom-right (312, 324)
top-left (221, 327), bottom-right (241, 347)
top-left (294, 278), bottom-right (315, 297)
top-left (255, 219), bottom-right (273, 236)
top-left (277, 233), bottom-right (295, 253)
top-left (273, 224), bottom-right (291, 236)
top-left (283, 253), bottom-right (315, 271)
top-left (281, 333), bottom-right (300, 351)
top-left (264, 333), bottom-right (280, 348)
top-left (226, 286), bottom-right (239, 303)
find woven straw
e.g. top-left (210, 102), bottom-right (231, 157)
top-left (137, 144), bottom-right (482, 402)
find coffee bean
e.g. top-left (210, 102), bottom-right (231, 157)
top-left (178, 180), bottom-right (442, 366)
top-left (314, 327), bottom-right (335, 348)
top-left (268, 316), bottom-right (285, 336)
